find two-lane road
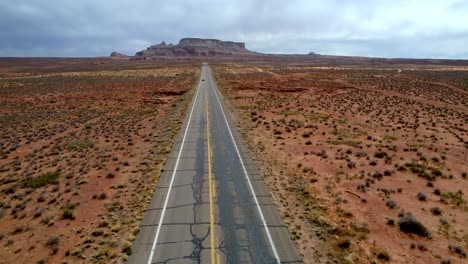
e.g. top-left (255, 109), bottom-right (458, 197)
top-left (128, 63), bottom-right (302, 264)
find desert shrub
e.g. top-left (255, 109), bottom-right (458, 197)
top-left (448, 244), bottom-right (466, 258)
top-left (357, 184), bottom-right (366, 192)
top-left (369, 160), bottom-right (377, 166)
top-left (418, 244), bottom-right (428, 251)
top-left (434, 188), bottom-right (441, 195)
top-left (430, 207), bottom-right (442, 215)
top-left (417, 192), bottom-right (427, 201)
top-left (384, 169), bottom-right (393, 176)
top-left (373, 171), bottom-right (383, 179)
top-left (374, 151), bottom-right (387, 159)
top-left (347, 161), bottom-right (356, 168)
top-left (319, 150), bottom-right (328, 159)
top-left (386, 200), bottom-right (397, 209)
top-left (429, 167), bottom-right (443, 177)
top-left (12, 225), bottom-right (26, 234)
top-left (62, 203), bottom-right (76, 220)
top-left (397, 165), bottom-right (406, 171)
top-left (122, 243), bottom-right (132, 255)
top-left (376, 250), bottom-right (391, 261)
top-left (398, 213), bottom-right (430, 237)
top-left (355, 152), bottom-right (367, 158)
top-left (440, 218), bottom-right (449, 227)
top-left (405, 162), bottom-right (426, 174)
top-left (2, 185), bottom-right (16, 194)
top-left (21, 171), bottom-right (60, 188)
top-left (336, 238), bottom-right (351, 249)
top-left (46, 236), bottom-right (60, 254)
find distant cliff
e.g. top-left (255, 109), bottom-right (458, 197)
top-left (110, 51), bottom-right (127, 57)
top-left (135, 38), bottom-right (256, 57)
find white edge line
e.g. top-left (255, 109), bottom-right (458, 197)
top-left (147, 66), bottom-right (204, 264)
top-left (208, 67), bottom-right (282, 264)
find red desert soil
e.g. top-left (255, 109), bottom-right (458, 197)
top-left (213, 63), bottom-right (468, 264)
top-left (0, 58), bottom-right (198, 263)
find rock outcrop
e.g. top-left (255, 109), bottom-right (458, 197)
top-left (135, 38), bottom-right (256, 57)
top-left (110, 51), bottom-right (127, 57)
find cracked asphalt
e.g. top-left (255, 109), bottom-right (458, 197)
top-left (128, 64), bottom-right (302, 264)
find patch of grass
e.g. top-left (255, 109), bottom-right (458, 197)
top-left (404, 162), bottom-right (444, 181)
top-left (441, 191), bottom-right (466, 206)
top-left (326, 139), bottom-right (361, 147)
top-left (21, 171), bottom-right (60, 188)
top-left (67, 138), bottom-right (95, 151)
top-left (383, 135), bottom-right (398, 141)
top-left (238, 105), bottom-right (251, 110)
top-left (309, 112), bottom-right (329, 122)
top-left (141, 108), bottom-right (158, 115)
top-left (277, 109), bottom-right (299, 116)
top-left (331, 128), bottom-right (364, 139)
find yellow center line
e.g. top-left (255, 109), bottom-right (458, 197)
top-left (206, 92), bottom-right (217, 264)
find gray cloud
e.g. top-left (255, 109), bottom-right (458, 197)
top-left (1, 0), bottom-right (467, 58)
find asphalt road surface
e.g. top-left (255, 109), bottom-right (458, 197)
top-left (128, 63), bottom-right (302, 264)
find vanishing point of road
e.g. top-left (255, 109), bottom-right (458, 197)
top-left (128, 63), bottom-right (302, 264)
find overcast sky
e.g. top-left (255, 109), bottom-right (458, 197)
top-left (1, 0), bottom-right (467, 58)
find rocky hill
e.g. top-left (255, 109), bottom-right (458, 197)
top-left (135, 38), bottom-right (256, 57)
top-left (110, 51), bottom-right (127, 57)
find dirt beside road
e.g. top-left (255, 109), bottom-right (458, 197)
top-left (213, 63), bottom-right (468, 264)
top-left (0, 59), bottom-right (198, 263)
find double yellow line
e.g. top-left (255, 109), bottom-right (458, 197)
top-left (205, 92), bottom-right (220, 264)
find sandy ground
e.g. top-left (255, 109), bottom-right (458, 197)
top-left (213, 63), bottom-right (468, 264)
top-left (0, 59), bottom-right (198, 263)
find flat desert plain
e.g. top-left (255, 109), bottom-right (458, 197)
top-left (0, 58), bottom-right (198, 263)
top-left (0, 57), bottom-right (467, 264)
top-left (213, 63), bottom-right (467, 264)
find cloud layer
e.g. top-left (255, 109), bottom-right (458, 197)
top-left (1, 0), bottom-right (467, 58)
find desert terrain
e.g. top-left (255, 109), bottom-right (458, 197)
top-left (0, 58), bottom-right (198, 263)
top-left (212, 63), bottom-right (467, 263)
top-left (0, 53), bottom-right (467, 264)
